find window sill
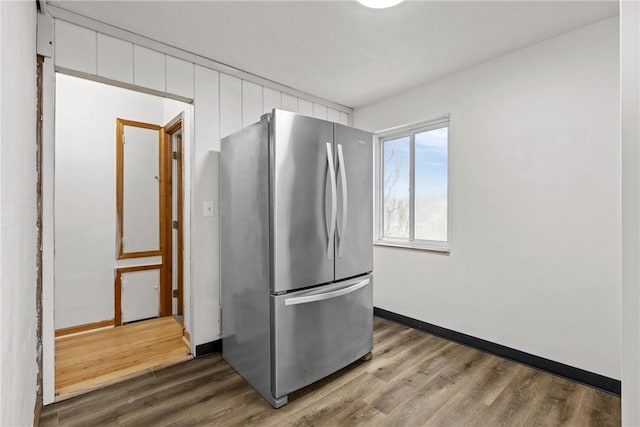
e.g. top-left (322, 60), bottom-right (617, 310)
top-left (374, 240), bottom-right (451, 254)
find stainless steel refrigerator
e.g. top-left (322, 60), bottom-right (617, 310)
top-left (220, 109), bottom-right (373, 408)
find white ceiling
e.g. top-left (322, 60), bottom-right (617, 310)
top-left (50, 1), bottom-right (618, 108)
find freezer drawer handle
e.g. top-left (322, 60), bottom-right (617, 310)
top-left (337, 144), bottom-right (348, 258)
top-left (326, 142), bottom-right (337, 260)
top-left (284, 279), bottom-right (370, 306)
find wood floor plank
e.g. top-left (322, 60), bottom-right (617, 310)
top-left (384, 348), bottom-right (494, 426)
top-left (473, 364), bottom-right (550, 426)
top-left (567, 387), bottom-right (621, 427)
top-left (54, 316), bottom-right (191, 399)
top-left (421, 356), bottom-right (513, 426)
top-left (55, 359), bottom-right (229, 427)
top-left (41, 316), bottom-right (621, 427)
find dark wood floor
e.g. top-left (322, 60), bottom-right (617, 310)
top-left (40, 316), bottom-right (620, 427)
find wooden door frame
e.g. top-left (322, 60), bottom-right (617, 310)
top-left (115, 117), bottom-right (172, 321)
top-left (164, 113), bottom-right (184, 317)
top-left (113, 113), bottom-right (184, 324)
top-left (115, 118), bottom-right (164, 260)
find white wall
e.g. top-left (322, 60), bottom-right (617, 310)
top-left (0, 1), bottom-right (39, 425)
top-left (621, 1), bottom-right (640, 424)
top-left (55, 74), bottom-right (166, 329)
top-left (354, 18), bottom-right (621, 379)
top-left (191, 66), bottom-right (220, 347)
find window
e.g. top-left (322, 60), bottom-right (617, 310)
top-left (377, 116), bottom-right (449, 251)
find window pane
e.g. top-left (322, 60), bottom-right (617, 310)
top-left (415, 127), bottom-right (448, 241)
top-left (383, 137), bottom-right (410, 238)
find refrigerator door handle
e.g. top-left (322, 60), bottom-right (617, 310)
top-left (337, 144), bottom-right (348, 258)
top-left (284, 279), bottom-right (370, 306)
top-left (326, 142), bottom-right (337, 260)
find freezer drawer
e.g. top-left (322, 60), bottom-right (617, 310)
top-left (271, 275), bottom-right (373, 398)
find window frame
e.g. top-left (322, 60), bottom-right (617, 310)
top-left (375, 115), bottom-right (451, 253)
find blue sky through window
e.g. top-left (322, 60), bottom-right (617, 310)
top-left (383, 136), bottom-right (410, 238)
top-left (415, 127), bottom-right (448, 241)
top-left (382, 126), bottom-right (448, 242)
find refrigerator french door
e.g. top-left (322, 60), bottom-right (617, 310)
top-left (271, 113), bottom-right (373, 290)
top-left (271, 112), bottom-right (335, 292)
top-left (221, 109), bottom-right (373, 408)
top-left (334, 123), bottom-right (374, 281)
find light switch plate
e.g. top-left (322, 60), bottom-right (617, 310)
top-left (204, 201), bottom-right (214, 217)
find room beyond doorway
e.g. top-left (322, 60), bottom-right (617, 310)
top-left (52, 73), bottom-right (192, 400)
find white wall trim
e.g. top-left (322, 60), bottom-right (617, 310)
top-left (375, 114), bottom-right (450, 139)
top-left (46, 4), bottom-right (353, 115)
top-left (621, 1), bottom-right (640, 424)
top-left (55, 66), bottom-right (193, 104)
top-left (42, 57), bottom-right (56, 406)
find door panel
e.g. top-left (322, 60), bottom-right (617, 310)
top-left (115, 117), bottom-right (171, 322)
top-left (272, 110), bottom-right (335, 292)
top-left (334, 124), bottom-right (374, 280)
top-left (271, 275), bottom-right (373, 398)
top-left (116, 119), bottom-right (164, 259)
top-left (121, 269), bottom-right (160, 323)
top-left (122, 125), bottom-right (161, 253)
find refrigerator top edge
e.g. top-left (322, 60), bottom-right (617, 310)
top-left (220, 115), bottom-right (270, 146)
top-left (221, 109), bottom-right (370, 144)
top-left (271, 109), bottom-right (371, 134)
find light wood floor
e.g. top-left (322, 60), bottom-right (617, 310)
top-left (55, 316), bottom-right (191, 399)
top-left (42, 316), bottom-right (620, 426)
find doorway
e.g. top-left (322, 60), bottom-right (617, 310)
top-left (52, 73), bottom-right (192, 399)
